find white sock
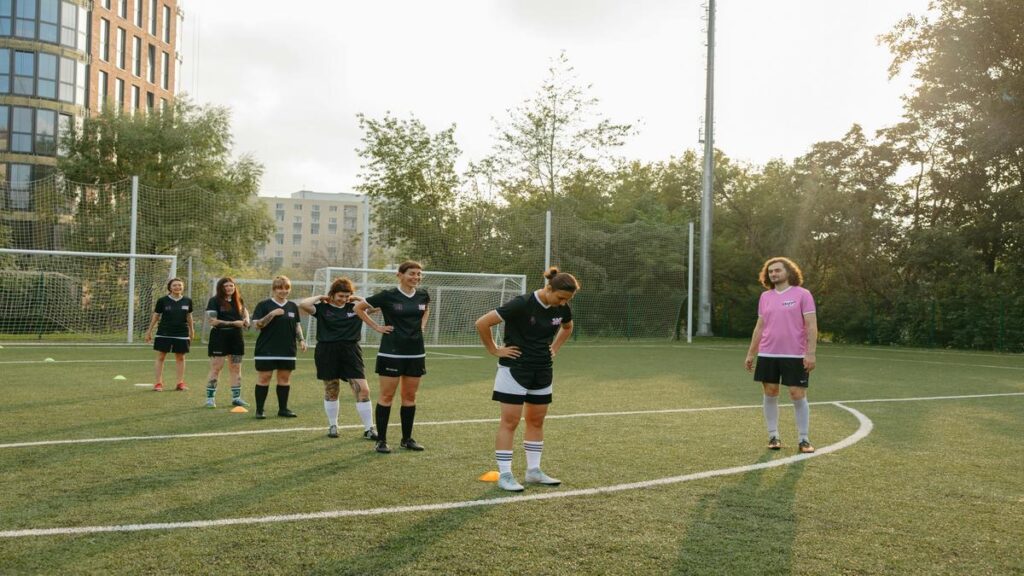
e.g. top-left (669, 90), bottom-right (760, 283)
top-left (763, 395), bottom-right (780, 437)
top-left (324, 399), bottom-right (340, 427)
top-left (495, 450), bottom-right (513, 474)
top-left (356, 400), bottom-right (373, 431)
top-left (793, 398), bottom-right (810, 442)
top-left (524, 440), bottom-right (543, 470)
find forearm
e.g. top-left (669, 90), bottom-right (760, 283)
top-left (551, 324), bottom-right (573, 354)
top-left (805, 322), bottom-right (818, 356)
top-left (475, 320), bottom-right (499, 354)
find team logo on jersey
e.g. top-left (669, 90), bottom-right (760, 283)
top-left (529, 316), bottom-right (537, 325)
top-left (393, 304), bottom-right (404, 311)
top-left (551, 318), bottom-right (563, 326)
top-left (418, 304), bottom-right (426, 311)
top-left (782, 300), bottom-right (796, 308)
top-left (347, 312), bottom-right (357, 318)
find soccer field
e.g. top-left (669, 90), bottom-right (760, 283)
top-left (0, 341), bottom-right (1021, 575)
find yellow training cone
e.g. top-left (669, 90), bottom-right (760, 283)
top-left (230, 406), bottom-right (248, 413)
top-left (44, 357), bottom-right (55, 362)
top-left (113, 375), bottom-right (126, 381)
top-left (478, 471), bottom-right (500, 482)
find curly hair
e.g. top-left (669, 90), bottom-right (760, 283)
top-left (758, 257), bottom-right (803, 289)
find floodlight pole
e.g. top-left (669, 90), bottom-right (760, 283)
top-left (697, 0), bottom-right (716, 337)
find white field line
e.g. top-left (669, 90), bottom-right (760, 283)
top-left (0, 403), bottom-right (872, 539)
top-left (1, 392), bottom-right (1020, 451)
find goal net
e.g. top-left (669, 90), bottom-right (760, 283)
top-left (0, 249), bottom-right (178, 342)
top-left (309, 267), bottom-right (527, 347)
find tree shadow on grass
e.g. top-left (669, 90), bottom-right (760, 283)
top-left (673, 453), bottom-right (807, 575)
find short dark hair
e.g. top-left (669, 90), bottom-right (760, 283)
top-left (398, 260), bottom-right (423, 274)
top-left (329, 277), bottom-right (355, 296)
top-left (166, 277), bottom-right (184, 291)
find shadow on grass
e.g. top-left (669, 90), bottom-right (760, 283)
top-left (673, 453), bottom-right (806, 575)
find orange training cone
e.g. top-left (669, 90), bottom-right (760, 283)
top-left (478, 471), bottom-right (500, 482)
top-left (230, 406), bottom-right (248, 413)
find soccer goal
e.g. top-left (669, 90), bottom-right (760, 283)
top-left (0, 249), bottom-right (178, 343)
top-left (310, 267), bottom-right (528, 347)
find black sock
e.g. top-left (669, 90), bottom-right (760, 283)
top-left (400, 405), bottom-right (416, 441)
top-left (276, 385), bottom-right (290, 412)
top-left (376, 403), bottom-right (391, 442)
top-left (255, 385), bottom-right (269, 412)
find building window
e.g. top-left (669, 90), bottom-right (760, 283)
top-left (160, 51), bottom-right (169, 89)
top-left (275, 233), bottom-right (284, 245)
top-left (132, 36), bottom-right (141, 76)
top-left (275, 203), bottom-right (283, 210)
top-left (15, 0), bottom-right (35, 39)
top-left (159, 97), bottom-right (166, 110)
top-left (291, 251), bottom-right (301, 258)
top-left (58, 56), bottom-right (73, 102)
top-left (57, 112), bottom-right (70, 156)
top-left (131, 85), bottom-right (139, 111)
top-left (116, 28), bottom-right (126, 69)
top-left (146, 91), bottom-right (153, 110)
top-left (13, 51), bottom-right (32, 96)
top-left (133, 0), bottom-right (141, 27)
top-left (118, 0), bottom-right (126, 18)
top-left (162, 4), bottom-right (170, 42)
top-left (37, 53), bottom-right (56, 99)
top-left (328, 217), bottom-right (337, 233)
top-left (329, 205), bottom-right (338, 212)
top-left (344, 206), bottom-right (358, 230)
top-left (147, 44), bottom-right (155, 83)
top-left (59, 1), bottom-right (75, 47)
top-left (293, 203), bottom-right (302, 210)
top-left (12, 106), bottom-right (32, 152)
top-left (275, 209), bottom-right (284, 221)
top-left (99, 18), bottom-right (110, 61)
top-left (35, 109), bottom-right (56, 155)
top-left (293, 215), bottom-right (301, 222)
top-left (0, 1), bottom-right (10, 36)
top-left (291, 235), bottom-right (301, 245)
top-left (102, 0), bottom-right (110, 9)
top-left (9, 164), bottom-right (32, 210)
top-left (0, 105), bottom-right (8, 151)
top-left (274, 250), bottom-right (282, 258)
top-left (310, 223), bottom-right (320, 235)
top-left (310, 212), bottom-right (320, 223)
top-left (97, 70), bottom-right (109, 107)
top-left (0, 48), bottom-right (9, 93)
top-left (74, 59), bottom-right (84, 104)
top-left (115, 77), bottom-right (124, 109)
top-left (311, 204), bottom-right (320, 212)
top-left (39, 0), bottom-right (58, 43)
top-left (292, 222), bottom-right (302, 233)
top-left (148, 0), bottom-right (156, 34)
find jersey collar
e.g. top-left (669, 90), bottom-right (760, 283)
top-left (533, 290), bottom-right (551, 309)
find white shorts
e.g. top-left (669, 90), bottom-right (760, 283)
top-left (492, 366), bottom-right (553, 405)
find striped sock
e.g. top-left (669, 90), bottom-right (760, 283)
top-left (524, 440), bottom-right (544, 470)
top-left (495, 450), bottom-right (513, 475)
top-left (231, 385), bottom-right (242, 401)
top-left (206, 379), bottom-right (217, 399)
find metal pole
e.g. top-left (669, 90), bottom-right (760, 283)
top-left (127, 176), bottom-right (139, 343)
top-left (544, 210), bottom-right (552, 271)
top-left (361, 194), bottom-right (370, 269)
top-left (688, 221), bottom-right (694, 344)
top-left (697, 0), bottom-right (716, 337)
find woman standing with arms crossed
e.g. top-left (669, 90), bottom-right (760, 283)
top-left (204, 277), bottom-right (251, 408)
top-left (475, 267), bottom-right (579, 492)
top-left (251, 275), bottom-right (306, 419)
top-left (145, 278), bottom-right (194, 392)
top-left (298, 277), bottom-right (379, 440)
top-left (355, 261), bottom-right (430, 454)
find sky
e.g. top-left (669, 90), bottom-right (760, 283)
top-left (177, 0), bottom-right (933, 198)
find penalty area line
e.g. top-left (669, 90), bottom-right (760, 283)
top-left (0, 403), bottom-right (872, 539)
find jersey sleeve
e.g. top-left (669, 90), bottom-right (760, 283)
top-left (561, 304), bottom-right (573, 324)
top-left (801, 289), bottom-right (817, 315)
top-left (252, 300), bottom-right (269, 320)
top-left (185, 298), bottom-right (193, 313)
top-left (365, 290), bottom-right (388, 309)
top-left (206, 297), bottom-right (218, 312)
top-left (153, 297), bottom-right (164, 314)
top-left (757, 292), bottom-right (767, 318)
top-left (495, 295), bottom-right (527, 321)
top-left (311, 302), bottom-right (324, 317)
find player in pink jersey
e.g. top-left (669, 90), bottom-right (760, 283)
top-left (744, 257), bottom-right (818, 453)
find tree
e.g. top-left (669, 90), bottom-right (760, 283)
top-left (58, 98), bottom-right (274, 266)
top-left (480, 52), bottom-right (634, 205)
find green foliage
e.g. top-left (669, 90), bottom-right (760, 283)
top-left (57, 98), bottom-right (275, 267)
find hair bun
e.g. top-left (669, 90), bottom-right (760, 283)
top-left (544, 267), bottom-right (560, 280)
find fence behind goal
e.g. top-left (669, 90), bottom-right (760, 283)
top-left (0, 249), bottom-right (177, 342)
top-left (307, 268), bottom-right (527, 347)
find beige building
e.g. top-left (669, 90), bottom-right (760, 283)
top-left (258, 190), bottom-right (368, 271)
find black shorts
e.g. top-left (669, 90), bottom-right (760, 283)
top-left (492, 365), bottom-right (553, 405)
top-left (753, 356), bottom-right (809, 387)
top-left (374, 355), bottom-right (426, 377)
top-left (154, 336), bottom-right (190, 354)
top-left (255, 359), bottom-right (296, 372)
top-left (208, 329), bottom-right (245, 357)
top-left (315, 341), bottom-right (365, 381)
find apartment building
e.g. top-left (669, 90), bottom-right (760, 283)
top-left (258, 190), bottom-right (368, 270)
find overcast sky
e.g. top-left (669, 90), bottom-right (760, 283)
top-left (177, 0), bottom-right (931, 197)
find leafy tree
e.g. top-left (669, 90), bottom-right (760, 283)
top-left (58, 97), bottom-right (274, 266)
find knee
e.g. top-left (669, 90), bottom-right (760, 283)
top-left (790, 389), bottom-right (807, 401)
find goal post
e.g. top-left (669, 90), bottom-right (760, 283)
top-left (0, 248), bottom-right (178, 343)
top-left (310, 267), bottom-right (528, 347)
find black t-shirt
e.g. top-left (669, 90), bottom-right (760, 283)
top-left (496, 291), bottom-right (573, 369)
top-left (364, 287), bottom-right (430, 357)
top-left (154, 295), bottom-right (193, 338)
top-left (312, 301), bottom-right (361, 343)
top-left (206, 296), bottom-right (245, 331)
top-left (252, 298), bottom-right (301, 359)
